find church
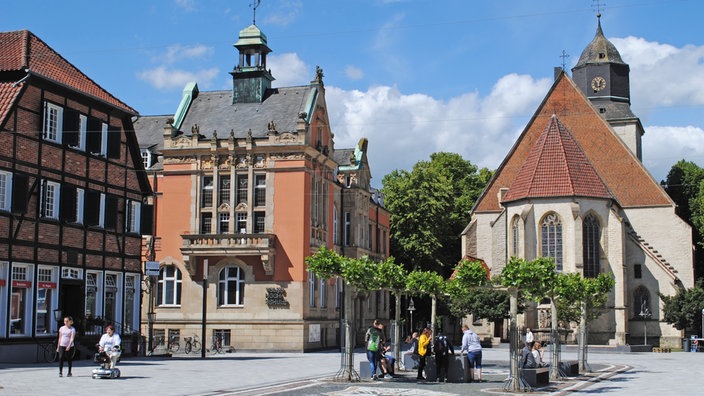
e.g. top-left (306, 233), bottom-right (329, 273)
top-left (461, 16), bottom-right (693, 348)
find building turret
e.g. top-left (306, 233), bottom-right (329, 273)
top-left (231, 24), bottom-right (275, 104)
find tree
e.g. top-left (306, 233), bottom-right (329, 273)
top-left (381, 153), bottom-right (492, 276)
top-left (659, 279), bottom-right (704, 335)
top-left (406, 269), bottom-right (446, 336)
top-left (446, 259), bottom-right (509, 320)
top-left (664, 160), bottom-right (704, 278)
top-left (374, 257), bottom-right (408, 370)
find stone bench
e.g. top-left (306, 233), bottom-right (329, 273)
top-left (522, 367), bottom-right (549, 387)
top-left (402, 353), bottom-right (419, 370)
top-left (559, 360), bottom-right (579, 377)
top-left (358, 361), bottom-right (384, 379)
top-left (424, 355), bottom-right (470, 383)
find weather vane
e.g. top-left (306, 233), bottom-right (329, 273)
top-left (560, 50), bottom-right (570, 71)
top-left (592, 0), bottom-right (605, 17)
top-left (250, 0), bottom-right (261, 25)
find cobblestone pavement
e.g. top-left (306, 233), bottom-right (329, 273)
top-left (0, 347), bottom-right (700, 395)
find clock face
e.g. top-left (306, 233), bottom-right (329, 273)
top-left (591, 76), bottom-right (607, 92)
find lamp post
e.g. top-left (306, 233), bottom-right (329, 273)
top-left (407, 298), bottom-right (415, 334)
top-left (147, 311), bottom-right (156, 355)
top-left (639, 302), bottom-right (651, 345)
top-left (53, 308), bottom-right (62, 332)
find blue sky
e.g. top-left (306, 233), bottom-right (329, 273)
top-left (5, 0), bottom-right (704, 187)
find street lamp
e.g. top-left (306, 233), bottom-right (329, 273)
top-left (639, 302), bottom-right (651, 345)
top-left (53, 308), bottom-right (62, 332)
top-left (407, 298), bottom-right (416, 334)
top-left (147, 311), bottom-right (156, 355)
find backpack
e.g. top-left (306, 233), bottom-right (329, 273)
top-left (367, 331), bottom-right (380, 352)
top-left (411, 338), bottom-right (419, 356)
top-left (434, 336), bottom-right (448, 356)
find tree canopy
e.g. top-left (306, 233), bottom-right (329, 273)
top-left (659, 279), bottom-right (704, 334)
top-left (381, 152), bottom-right (492, 276)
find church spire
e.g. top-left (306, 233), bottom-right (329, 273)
top-left (230, 23), bottom-right (274, 104)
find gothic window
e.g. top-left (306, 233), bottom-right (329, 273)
top-left (511, 216), bottom-right (520, 257)
top-left (217, 266), bottom-right (244, 306)
top-left (583, 214), bottom-right (601, 278)
top-left (633, 286), bottom-right (650, 318)
top-left (541, 213), bottom-right (563, 271)
top-left (157, 266), bottom-right (182, 306)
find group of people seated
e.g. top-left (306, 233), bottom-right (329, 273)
top-left (521, 340), bottom-right (546, 368)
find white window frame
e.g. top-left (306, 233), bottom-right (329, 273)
top-left (217, 266), bottom-right (245, 306)
top-left (104, 272), bottom-right (122, 326)
top-left (85, 271), bottom-right (104, 333)
top-left (319, 277), bottom-right (327, 308)
top-left (0, 171), bottom-right (12, 212)
top-left (158, 266), bottom-right (182, 307)
top-left (124, 274), bottom-right (139, 333)
top-left (10, 263), bottom-right (34, 337)
top-left (77, 114), bottom-right (87, 150)
top-left (0, 261), bottom-right (8, 336)
top-left (100, 122), bottom-right (108, 156)
top-left (43, 102), bottom-right (63, 143)
top-left (42, 180), bottom-right (60, 220)
top-left (140, 149), bottom-right (152, 169)
top-left (308, 270), bottom-right (316, 307)
top-left (35, 266), bottom-right (58, 335)
top-left (98, 193), bottom-right (105, 228)
top-left (76, 188), bottom-right (85, 224)
top-left (126, 200), bottom-right (141, 233)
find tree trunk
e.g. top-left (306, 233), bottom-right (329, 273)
top-left (578, 301), bottom-right (590, 373)
top-left (505, 288), bottom-right (522, 391)
top-left (431, 295), bottom-right (437, 335)
top-left (550, 299), bottom-right (560, 381)
top-left (335, 280), bottom-right (358, 382)
top-left (394, 290), bottom-right (402, 371)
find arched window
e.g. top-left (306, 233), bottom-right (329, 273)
top-left (633, 286), bottom-right (650, 319)
top-left (218, 266), bottom-right (245, 306)
top-left (541, 213), bottom-right (563, 271)
top-left (157, 266), bottom-right (181, 306)
top-left (583, 214), bottom-right (601, 278)
top-left (511, 216), bottom-right (520, 257)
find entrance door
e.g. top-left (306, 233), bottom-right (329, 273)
top-left (59, 283), bottom-right (83, 332)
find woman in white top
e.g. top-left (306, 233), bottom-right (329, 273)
top-left (99, 325), bottom-right (122, 368)
top-left (532, 342), bottom-right (545, 367)
top-left (57, 316), bottom-right (76, 377)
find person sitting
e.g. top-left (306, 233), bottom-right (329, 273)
top-left (379, 342), bottom-right (395, 379)
top-left (401, 331), bottom-right (419, 370)
top-left (532, 342), bottom-right (546, 367)
top-left (521, 341), bottom-right (537, 369)
top-left (99, 324), bottom-right (122, 369)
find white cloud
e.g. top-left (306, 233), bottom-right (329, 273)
top-left (613, 37), bottom-right (704, 115)
top-left (643, 125), bottom-right (704, 182)
top-left (174, 0), bottom-right (196, 11)
top-left (162, 44), bottom-right (214, 64)
top-left (138, 66), bottom-right (219, 90)
top-left (263, 0), bottom-right (302, 26)
top-left (345, 65), bottom-right (364, 80)
top-left (325, 74), bottom-right (550, 186)
top-left (268, 52), bottom-right (310, 87)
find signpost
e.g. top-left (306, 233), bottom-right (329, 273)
top-left (145, 261), bottom-right (160, 276)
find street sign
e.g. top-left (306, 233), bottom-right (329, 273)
top-left (145, 261), bottom-right (160, 276)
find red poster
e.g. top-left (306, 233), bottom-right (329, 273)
top-left (12, 280), bottom-right (32, 288)
top-left (38, 282), bottom-right (56, 289)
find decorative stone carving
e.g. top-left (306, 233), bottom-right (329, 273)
top-left (236, 156), bottom-right (248, 168)
top-left (174, 136), bottom-right (192, 147)
top-left (163, 156), bottom-right (195, 164)
top-left (261, 254), bottom-right (274, 275)
top-left (270, 152), bottom-right (305, 160)
top-left (265, 287), bottom-right (288, 307)
top-left (275, 132), bottom-right (298, 143)
top-left (254, 155), bottom-right (265, 168)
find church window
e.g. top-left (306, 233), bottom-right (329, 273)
top-left (511, 216), bottom-right (520, 257)
top-left (583, 214), bottom-right (600, 278)
top-left (633, 286), bottom-right (650, 318)
top-left (634, 264), bottom-right (642, 279)
top-left (541, 213), bottom-right (563, 271)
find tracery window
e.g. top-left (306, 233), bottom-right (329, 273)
top-left (541, 213), bottom-right (563, 271)
top-left (583, 214), bottom-right (601, 278)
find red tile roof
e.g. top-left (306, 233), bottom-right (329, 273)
top-left (0, 82), bottom-right (21, 123)
top-left (0, 30), bottom-right (135, 114)
top-left (474, 73), bottom-right (672, 212)
top-left (502, 114), bottom-right (612, 202)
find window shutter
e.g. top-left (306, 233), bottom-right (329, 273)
top-left (84, 190), bottom-right (100, 226)
top-left (59, 185), bottom-right (77, 222)
top-left (104, 195), bottom-right (119, 229)
top-left (62, 108), bottom-right (80, 146)
top-left (140, 204), bottom-right (154, 235)
top-left (86, 116), bottom-right (102, 153)
top-left (11, 173), bottom-right (28, 214)
top-left (107, 125), bottom-right (121, 159)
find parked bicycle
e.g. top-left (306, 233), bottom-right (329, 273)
top-left (209, 334), bottom-right (224, 354)
top-left (38, 337), bottom-right (76, 363)
top-left (184, 334), bottom-right (201, 354)
top-left (167, 334), bottom-right (180, 353)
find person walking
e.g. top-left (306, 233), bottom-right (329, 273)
top-left (434, 333), bottom-right (454, 382)
top-left (416, 327), bottom-right (432, 380)
top-left (460, 324), bottom-right (483, 382)
top-left (525, 327), bottom-right (534, 344)
top-left (364, 319), bottom-right (385, 380)
top-left (57, 316), bottom-right (76, 377)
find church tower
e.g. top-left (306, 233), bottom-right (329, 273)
top-left (571, 14), bottom-right (643, 160)
top-left (231, 23), bottom-right (275, 104)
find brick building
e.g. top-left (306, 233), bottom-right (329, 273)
top-left (0, 30), bottom-right (152, 362)
top-left (135, 23), bottom-right (390, 352)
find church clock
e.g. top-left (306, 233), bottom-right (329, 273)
top-left (591, 76), bottom-right (607, 92)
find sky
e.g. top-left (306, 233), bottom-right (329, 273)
top-left (5, 0), bottom-right (704, 188)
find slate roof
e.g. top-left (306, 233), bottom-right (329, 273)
top-left (502, 114), bottom-right (613, 203)
top-left (0, 30), bottom-right (136, 114)
top-left (574, 18), bottom-right (626, 67)
top-left (175, 86), bottom-right (315, 139)
top-left (133, 115), bottom-right (169, 151)
top-left (473, 72), bottom-right (673, 213)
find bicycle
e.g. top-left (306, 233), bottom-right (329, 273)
top-left (167, 334), bottom-right (180, 353)
top-left (39, 338), bottom-right (76, 363)
top-left (209, 335), bottom-right (224, 354)
top-left (184, 334), bottom-right (201, 354)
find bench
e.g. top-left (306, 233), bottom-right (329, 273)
top-left (559, 360), bottom-right (579, 377)
top-left (424, 355), bottom-right (470, 383)
top-left (522, 367), bottom-right (549, 387)
top-left (402, 353), bottom-right (419, 370)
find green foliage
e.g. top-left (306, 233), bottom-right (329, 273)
top-left (447, 287), bottom-right (513, 321)
top-left (375, 257), bottom-right (408, 291)
top-left (659, 279), bottom-right (704, 333)
top-left (555, 272), bottom-right (615, 323)
top-left (342, 256), bottom-right (379, 291)
top-left (381, 152), bottom-right (493, 276)
top-left (499, 257), bottom-right (557, 301)
top-left (406, 269), bottom-right (445, 298)
top-left (305, 246), bottom-right (343, 280)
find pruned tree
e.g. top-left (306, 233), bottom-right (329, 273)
top-left (374, 257), bottom-right (408, 370)
top-left (406, 269), bottom-right (446, 337)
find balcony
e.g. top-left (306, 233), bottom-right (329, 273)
top-left (180, 233), bottom-right (276, 275)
